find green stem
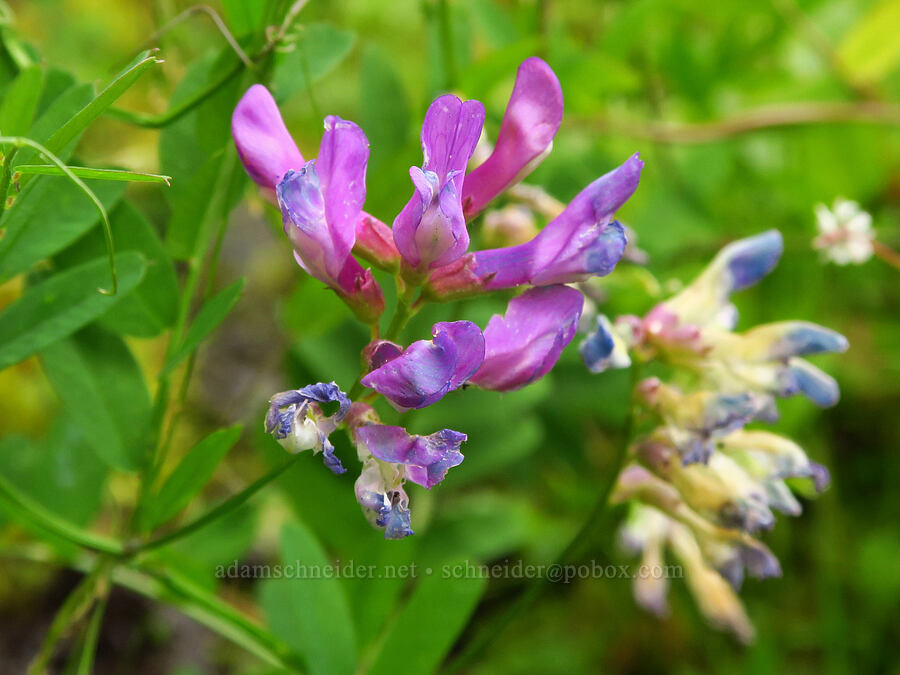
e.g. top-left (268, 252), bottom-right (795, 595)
top-left (74, 591), bottom-right (108, 675)
top-left (106, 60), bottom-right (243, 128)
top-left (0, 146), bottom-right (17, 203)
top-left (436, 0), bottom-right (457, 90)
top-left (121, 563), bottom-right (303, 670)
top-left (131, 454), bottom-right (302, 554)
top-left (1, 545), bottom-right (301, 671)
top-left (444, 365), bottom-right (640, 673)
top-left (27, 557), bottom-right (114, 674)
top-left (0, 472), bottom-right (123, 556)
top-left (384, 284), bottom-right (422, 343)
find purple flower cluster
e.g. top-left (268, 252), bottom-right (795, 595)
top-left (234, 57), bottom-right (642, 538)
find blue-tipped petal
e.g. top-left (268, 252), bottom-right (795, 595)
top-left (580, 315), bottom-right (631, 374)
top-left (702, 393), bottom-right (760, 436)
top-left (378, 490), bottom-right (414, 539)
top-left (764, 322), bottom-right (849, 360)
top-left (723, 230), bottom-right (783, 292)
top-left (320, 437), bottom-right (346, 474)
top-left (741, 542), bottom-right (782, 580)
top-left (789, 359), bottom-right (840, 407)
top-left (808, 461), bottom-right (831, 492)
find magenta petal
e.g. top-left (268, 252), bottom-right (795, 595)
top-left (277, 116), bottom-right (370, 284)
top-left (316, 115), bottom-right (370, 280)
top-left (462, 57), bottom-right (563, 217)
top-left (471, 153), bottom-right (642, 289)
top-left (232, 85), bottom-right (305, 188)
top-left (393, 95), bottom-right (484, 270)
top-left (356, 424), bottom-right (466, 488)
top-left (361, 321), bottom-right (485, 409)
top-left (470, 285), bottom-right (584, 391)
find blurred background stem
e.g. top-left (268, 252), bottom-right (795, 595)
top-left (445, 363), bottom-right (641, 672)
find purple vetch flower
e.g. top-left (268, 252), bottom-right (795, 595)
top-left (469, 285), bottom-right (584, 391)
top-left (277, 116), bottom-right (385, 322)
top-left (426, 154), bottom-right (643, 299)
top-left (462, 57), bottom-right (563, 219)
top-left (393, 95), bottom-right (485, 271)
top-left (361, 321), bottom-right (485, 409)
top-left (264, 382), bottom-right (351, 474)
top-left (354, 459), bottom-right (413, 539)
top-left (355, 424), bottom-right (466, 489)
top-left (232, 84), bottom-right (305, 190)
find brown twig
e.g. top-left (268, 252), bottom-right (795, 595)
top-left (872, 240), bottom-right (900, 271)
top-left (584, 102), bottom-right (900, 144)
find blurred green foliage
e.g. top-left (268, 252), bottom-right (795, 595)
top-left (0, 0), bottom-right (897, 673)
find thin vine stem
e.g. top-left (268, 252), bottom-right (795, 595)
top-left (74, 590), bottom-right (109, 675)
top-left (444, 364), bottom-right (641, 673)
top-left (130, 454), bottom-right (302, 555)
top-left (27, 557), bottom-right (115, 674)
top-left (0, 472), bottom-right (124, 556)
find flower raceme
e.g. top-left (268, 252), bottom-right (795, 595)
top-left (579, 230), bottom-right (847, 641)
top-left (262, 287), bottom-right (585, 537)
top-left (582, 230), bottom-right (848, 413)
top-left (245, 55), bottom-right (643, 540)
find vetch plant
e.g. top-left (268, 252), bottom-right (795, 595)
top-left (0, 0), bottom-right (873, 670)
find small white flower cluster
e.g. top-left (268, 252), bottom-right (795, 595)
top-left (814, 198), bottom-right (874, 265)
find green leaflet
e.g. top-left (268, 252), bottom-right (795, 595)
top-left (162, 277), bottom-right (246, 375)
top-left (0, 251), bottom-right (145, 372)
top-left (141, 425), bottom-right (243, 530)
top-left (40, 325), bottom-right (152, 472)
top-left (259, 521), bottom-right (357, 675)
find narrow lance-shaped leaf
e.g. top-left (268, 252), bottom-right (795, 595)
top-left (13, 164), bottom-right (171, 184)
top-left (259, 522), bottom-right (357, 675)
top-left (162, 277), bottom-right (246, 375)
top-left (55, 200), bottom-right (179, 338)
top-left (0, 65), bottom-right (44, 137)
top-left (141, 425), bottom-right (243, 530)
top-left (43, 50), bottom-right (162, 157)
top-left (368, 567), bottom-right (487, 675)
top-left (0, 251), bottom-right (145, 371)
top-left (0, 177), bottom-right (125, 283)
top-left (0, 135), bottom-right (124, 293)
top-left (40, 325), bottom-right (152, 472)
